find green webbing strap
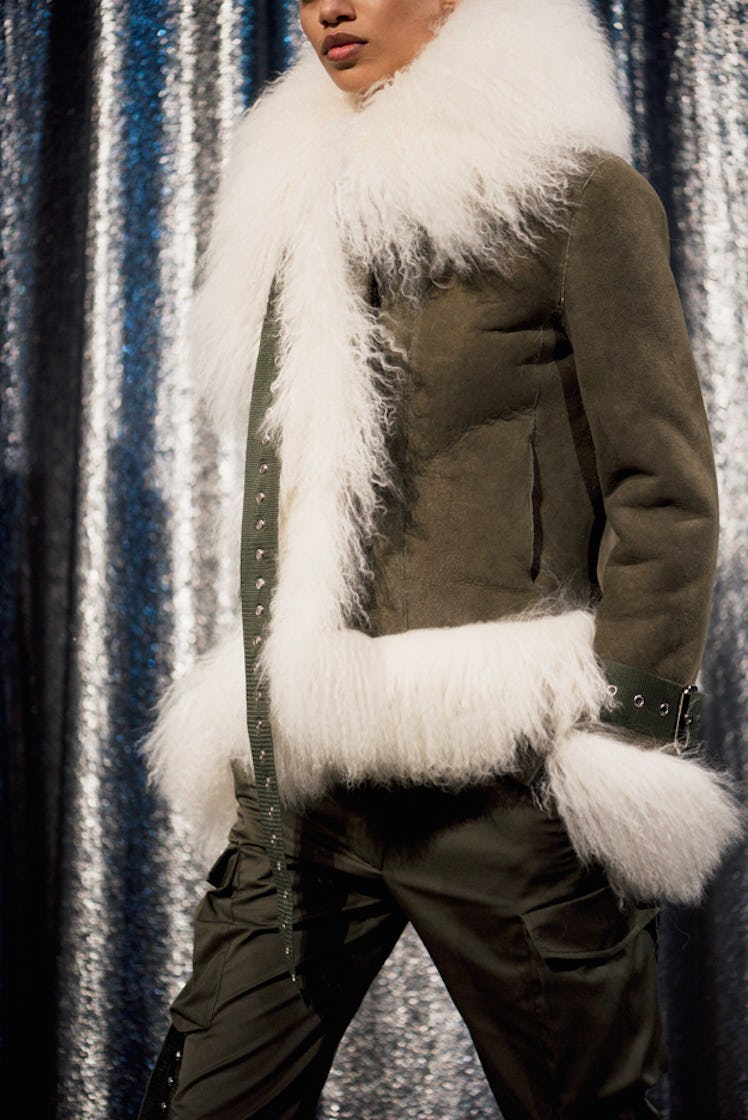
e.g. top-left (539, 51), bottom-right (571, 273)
top-left (240, 289), bottom-right (295, 979)
top-left (599, 657), bottom-right (701, 751)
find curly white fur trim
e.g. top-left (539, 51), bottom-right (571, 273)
top-left (143, 609), bottom-right (611, 851)
top-left (545, 730), bottom-right (744, 904)
top-left (267, 609), bottom-right (609, 805)
top-left (142, 621), bottom-right (247, 859)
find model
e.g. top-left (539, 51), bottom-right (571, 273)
top-left (138, 2), bottom-right (742, 1117)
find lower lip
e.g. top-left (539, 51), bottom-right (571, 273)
top-left (326, 42), bottom-right (364, 63)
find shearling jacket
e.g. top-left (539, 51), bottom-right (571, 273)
top-left (144, 0), bottom-right (741, 905)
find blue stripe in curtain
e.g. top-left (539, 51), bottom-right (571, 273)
top-left (1, 3), bottom-right (745, 1119)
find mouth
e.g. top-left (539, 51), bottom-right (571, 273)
top-left (322, 33), bottom-right (367, 62)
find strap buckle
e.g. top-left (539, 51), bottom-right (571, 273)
top-left (599, 658), bottom-right (702, 752)
top-left (673, 683), bottom-right (700, 754)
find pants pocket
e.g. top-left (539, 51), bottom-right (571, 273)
top-left (520, 885), bottom-right (667, 1107)
top-left (522, 884), bottom-right (657, 961)
top-left (169, 847), bottom-right (240, 1033)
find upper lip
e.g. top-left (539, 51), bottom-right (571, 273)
top-left (322, 32), bottom-right (366, 55)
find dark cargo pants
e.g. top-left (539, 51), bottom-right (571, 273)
top-left (138, 771), bottom-right (667, 1120)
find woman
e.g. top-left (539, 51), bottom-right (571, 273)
top-left (139, 1), bottom-right (742, 1117)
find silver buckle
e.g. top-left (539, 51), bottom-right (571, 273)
top-left (673, 684), bottom-right (698, 753)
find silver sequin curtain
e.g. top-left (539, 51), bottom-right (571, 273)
top-left (1, 3), bottom-right (745, 1118)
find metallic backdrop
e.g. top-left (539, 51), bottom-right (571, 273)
top-left (1, 2), bottom-right (745, 1118)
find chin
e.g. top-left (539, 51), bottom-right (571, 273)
top-left (329, 73), bottom-right (374, 95)
top-left (322, 61), bottom-right (383, 96)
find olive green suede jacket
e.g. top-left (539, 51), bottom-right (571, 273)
top-left (368, 154), bottom-right (718, 691)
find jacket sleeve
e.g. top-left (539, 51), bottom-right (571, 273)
top-left (549, 175), bottom-right (739, 904)
top-left (561, 156), bottom-right (719, 700)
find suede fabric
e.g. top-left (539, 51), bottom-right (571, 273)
top-left (368, 155), bottom-right (718, 688)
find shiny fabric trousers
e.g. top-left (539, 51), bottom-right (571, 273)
top-left (138, 771), bottom-right (667, 1120)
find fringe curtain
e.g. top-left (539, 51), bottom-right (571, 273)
top-left (1, 2), bottom-right (746, 1117)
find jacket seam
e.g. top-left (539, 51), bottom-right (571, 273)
top-left (529, 380), bottom-right (541, 583)
top-left (558, 156), bottom-right (617, 328)
top-left (400, 305), bottom-right (420, 632)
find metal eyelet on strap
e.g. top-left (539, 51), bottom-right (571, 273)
top-left (241, 289), bottom-right (296, 978)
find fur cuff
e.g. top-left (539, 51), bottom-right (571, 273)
top-left (545, 729), bottom-right (744, 904)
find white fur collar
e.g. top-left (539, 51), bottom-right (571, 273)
top-left (192, 0), bottom-right (630, 444)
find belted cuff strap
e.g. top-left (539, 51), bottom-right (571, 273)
top-left (599, 657), bottom-right (702, 752)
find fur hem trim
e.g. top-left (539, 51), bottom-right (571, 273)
top-left (143, 608), bottom-right (610, 852)
top-left (544, 729), bottom-right (745, 904)
top-left (267, 609), bottom-right (608, 805)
